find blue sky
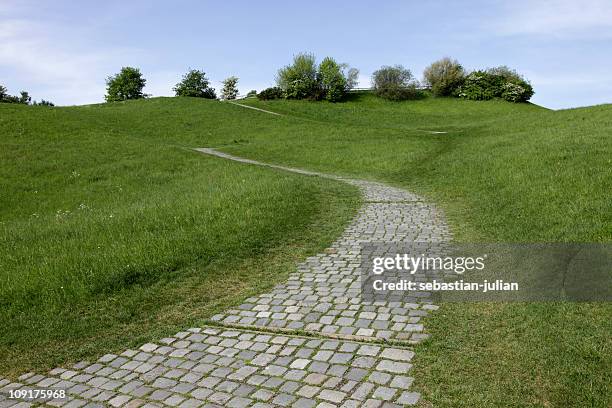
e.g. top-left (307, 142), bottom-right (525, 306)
top-left (1, 0), bottom-right (611, 109)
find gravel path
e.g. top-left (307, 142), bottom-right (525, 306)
top-left (1, 149), bottom-right (451, 408)
top-left (227, 102), bottom-right (282, 116)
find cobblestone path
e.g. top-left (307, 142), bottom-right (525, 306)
top-left (1, 149), bottom-right (451, 408)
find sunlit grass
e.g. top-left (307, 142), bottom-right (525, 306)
top-left (0, 100), bottom-right (359, 375)
top-left (1, 95), bottom-right (609, 406)
top-left (235, 93), bottom-right (611, 407)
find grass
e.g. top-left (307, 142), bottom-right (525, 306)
top-left (1, 94), bottom-right (610, 406)
top-left (234, 93), bottom-right (610, 407)
top-left (237, 93), bottom-right (610, 242)
top-left (0, 100), bottom-right (360, 376)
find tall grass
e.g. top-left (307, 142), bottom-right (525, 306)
top-left (0, 100), bottom-right (359, 375)
top-left (237, 93), bottom-right (611, 407)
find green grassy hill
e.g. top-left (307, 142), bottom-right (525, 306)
top-left (237, 94), bottom-right (612, 407)
top-left (238, 93), bottom-right (611, 242)
top-left (1, 95), bottom-right (610, 407)
top-left (0, 99), bottom-right (360, 375)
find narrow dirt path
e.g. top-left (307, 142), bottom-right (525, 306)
top-left (3, 149), bottom-right (451, 408)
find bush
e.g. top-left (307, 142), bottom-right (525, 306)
top-left (501, 82), bottom-right (533, 103)
top-left (277, 53), bottom-right (319, 99)
top-left (455, 70), bottom-right (497, 100)
top-left (221, 76), bottom-right (239, 100)
top-left (246, 90), bottom-right (257, 97)
top-left (489, 66), bottom-right (534, 102)
top-left (275, 53), bottom-right (359, 102)
top-left (344, 66), bottom-right (359, 91)
top-left (32, 99), bottom-right (55, 107)
top-left (1, 85), bottom-right (52, 106)
top-left (0, 87), bottom-right (31, 105)
top-left (456, 66), bottom-right (533, 102)
top-left (372, 65), bottom-right (421, 101)
top-left (174, 69), bottom-right (216, 99)
top-left (318, 57), bottom-right (347, 102)
top-left (18, 91), bottom-right (31, 105)
top-left (105, 67), bottom-right (147, 102)
top-left (423, 57), bottom-right (465, 96)
top-left (257, 87), bottom-right (283, 100)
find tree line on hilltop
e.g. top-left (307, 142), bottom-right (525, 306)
top-left (1, 55), bottom-right (534, 107)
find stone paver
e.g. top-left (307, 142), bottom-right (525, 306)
top-left (3, 149), bottom-right (450, 407)
top-left (3, 328), bottom-right (420, 407)
top-left (203, 149), bottom-right (451, 343)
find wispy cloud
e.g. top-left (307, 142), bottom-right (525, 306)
top-left (0, 18), bottom-right (142, 105)
top-left (1, 1), bottom-right (610, 108)
top-left (145, 70), bottom-right (183, 98)
top-left (489, 0), bottom-right (612, 37)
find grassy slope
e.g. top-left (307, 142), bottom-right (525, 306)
top-left (0, 100), bottom-right (360, 376)
top-left (234, 94), bottom-right (611, 407)
top-left (238, 94), bottom-right (610, 242)
top-left (1, 95), bottom-right (609, 406)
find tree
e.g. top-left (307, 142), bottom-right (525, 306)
top-left (456, 66), bottom-right (534, 103)
top-left (317, 57), bottom-right (347, 102)
top-left (246, 90), bottom-right (257, 97)
top-left (32, 99), bottom-right (55, 106)
top-left (423, 57), bottom-right (465, 96)
top-left (221, 76), bottom-right (239, 100)
top-left (344, 65), bottom-right (359, 91)
top-left (257, 87), bottom-right (283, 100)
top-left (372, 65), bottom-right (420, 101)
top-left (105, 67), bottom-right (147, 102)
top-left (486, 66), bottom-right (524, 82)
top-left (0, 85), bottom-right (52, 106)
top-left (318, 59), bottom-right (358, 102)
top-left (277, 53), bottom-right (319, 99)
top-left (174, 69), bottom-right (216, 99)
top-left (276, 53), bottom-right (359, 101)
top-left (0, 86), bottom-right (31, 104)
top-left (19, 91), bottom-right (31, 105)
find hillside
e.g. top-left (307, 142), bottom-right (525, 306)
top-left (0, 99), bottom-right (360, 375)
top-left (238, 93), bottom-right (611, 242)
top-left (1, 95), bottom-right (610, 407)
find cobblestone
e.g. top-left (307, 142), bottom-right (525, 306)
top-left (9, 326), bottom-right (426, 407)
top-left (5, 150), bottom-right (452, 407)
top-left (206, 166), bottom-right (451, 344)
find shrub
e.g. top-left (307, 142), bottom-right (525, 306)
top-left (319, 59), bottom-right (359, 102)
top-left (501, 82), bottom-right (533, 103)
top-left (105, 67), bottom-right (147, 102)
top-left (423, 57), bottom-right (465, 96)
top-left (18, 91), bottom-right (31, 105)
top-left (246, 90), bottom-right (257, 97)
top-left (455, 70), bottom-right (497, 100)
top-left (0, 87), bottom-right (32, 104)
top-left (318, 57), bottom-right (348, 102)
top-left (221, 76), bottom-right (239, 100)
top-left (257, 87), bottom-right (283, 100)
top-left (344, 66), bottom-right (359, 91)
top-left (489, 66), bottom-right (534, 102)
top-left (174, 69), bottom-right (216, 99)
top-left (456, 66), bottom-right (533, 102)
top-left (372, 65), bottom-right (421, 101)
top-left (275, 53), bottom-right (359, 102)
top-left (277, 53), bottom-right (318, 99)
top-left (32, 99), bottom-right (55, 107)
top-left (0, 86), bottom-right (51, 106)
